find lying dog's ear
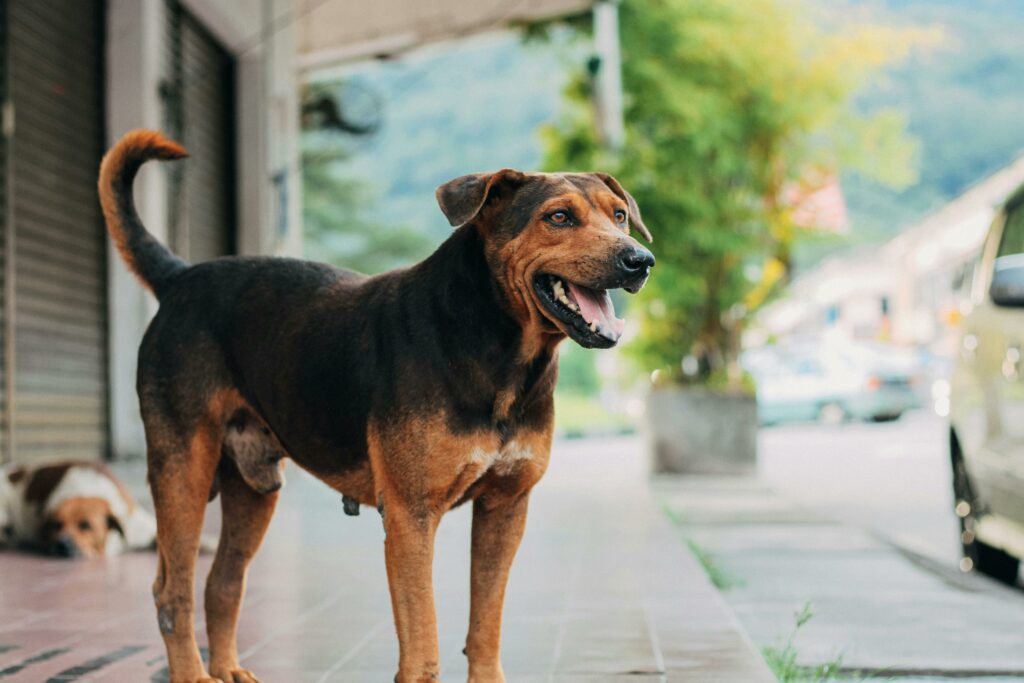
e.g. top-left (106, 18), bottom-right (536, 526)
top-left (435, 169), bottom-right (526, 227)
top-left (107, 514), bottom-right (125, 538)
top-left (593, 173), bottom-right (652, 242)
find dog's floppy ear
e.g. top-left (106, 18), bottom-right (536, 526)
top-left (593, 173), bottom-right (652, 242)
top-left (435, 169), bottom-right (526, 227)
top-left (106, 513), bottom-right (125, 538)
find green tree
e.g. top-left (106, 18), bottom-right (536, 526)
top-left (542, 0), bottom-right (937, 384)
top-left (301, 78), bottom-right (435, 275)
top-left (304, 155), bottom-right (433, 274)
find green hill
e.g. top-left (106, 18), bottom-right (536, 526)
top-left (835, 0), bottom-right (1024, 250)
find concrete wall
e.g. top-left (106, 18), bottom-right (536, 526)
top-left (105, 0), bottom-right (302, 460)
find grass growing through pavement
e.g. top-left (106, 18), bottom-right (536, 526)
top-left (661, 503), bottom-right (743, 590)
top-left (685, 538), bottom-right (743, 590)
top-left (662, 503), bottom-right (857, 681)
top-left (762, 603), bottom-right (846, 682)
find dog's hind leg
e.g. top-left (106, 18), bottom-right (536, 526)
top-left (205, 461), bottom-right (278, 683)
top-left (149, 423), bottom-right (222, 683)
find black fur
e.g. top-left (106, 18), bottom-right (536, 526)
top-left (137, 225), bottom-right (556, 479)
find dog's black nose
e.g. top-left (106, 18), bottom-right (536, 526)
top-left (618, 247), bottom-right (655, 275)
top-left (52, 536), bottom-right (78, 558)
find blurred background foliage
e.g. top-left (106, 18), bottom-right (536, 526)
top-left (830, 0), bottom-right (1024, 259)
top-left (541, 0), bottom-right (934, 386)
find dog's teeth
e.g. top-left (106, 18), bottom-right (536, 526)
top-left (590, 321), bottom-right (598, 332)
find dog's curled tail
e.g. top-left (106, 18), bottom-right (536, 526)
top-left (98, 129), bottom-right (189, 298)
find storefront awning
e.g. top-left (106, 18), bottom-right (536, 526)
top-left (295, 0), bottom-right (594, 70)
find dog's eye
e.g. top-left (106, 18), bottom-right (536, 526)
top-left (78, 520), bottom-right (92, 532)
top-left (547, 211), bottom-right (572, 226)
top-left (614, 209), bottom-right (627, 225)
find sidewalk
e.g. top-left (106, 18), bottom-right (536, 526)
top-left (659, 475), bottom-right (1024, 681)
top-left (0, 436), bottom-right (773, 682)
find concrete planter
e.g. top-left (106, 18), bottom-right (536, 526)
top-left (647, 386), bottom-right (758, 474)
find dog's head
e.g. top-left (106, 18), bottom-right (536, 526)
top-left (41, 496), bottom-right (123, 558)
top-left (436, 171), bottom-right (654, 349)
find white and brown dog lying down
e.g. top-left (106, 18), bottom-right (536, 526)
top-left (0, 435), bottom-right (284, 558)
top-left (0, 460), bottom-right (157, 558)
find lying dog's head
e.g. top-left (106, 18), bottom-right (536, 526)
top-left (41, 496), bottom-right (123, 558)
top-left (436, 171), bottom-right (654, 349)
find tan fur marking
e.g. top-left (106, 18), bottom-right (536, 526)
top-left (97, 129), bottom-right (187, 293)
top-left (485, 182), bottom-right (640, 359)
top-left (150, 419), bottom-right (221, 682)
top-left (205, 465), bottom-right (278, 683)
top-left (464, 425), bottom-right (552, 682)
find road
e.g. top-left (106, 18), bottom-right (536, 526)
top-left (758, 409), bottom-right (963, 567)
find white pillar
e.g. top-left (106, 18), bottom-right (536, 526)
top-left (593, 0), bottom-right (625, 150)
top-left (235, 0), bottom-right (303, 258)
top-left (105, 0), bottom-right (170, 460)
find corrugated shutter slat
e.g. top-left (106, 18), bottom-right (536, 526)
top-left (7, 0), bottom-right (108, 464)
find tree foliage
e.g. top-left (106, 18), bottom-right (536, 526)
top-left (542, 0), bottom-right (935, 384)
top-left (303, 135), bottom-right (434, 274)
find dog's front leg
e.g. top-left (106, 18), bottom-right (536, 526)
top-left (464, 491), bottom-right (531, 683)
top-left (383, 497), bottom-right (442, 683)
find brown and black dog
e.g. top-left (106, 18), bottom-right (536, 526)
top-left (97, 130), bottom-right (653, 683)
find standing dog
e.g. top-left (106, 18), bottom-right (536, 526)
top-left (98, 130), bottom-right (653, 683)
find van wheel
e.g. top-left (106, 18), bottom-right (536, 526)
top-left (952, 437), bottom-right (1020, 585)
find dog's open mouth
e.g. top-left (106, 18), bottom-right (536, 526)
top-left (533, 274), bottom-right (625, 349)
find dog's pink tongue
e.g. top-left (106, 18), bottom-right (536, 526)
top-left (567, 283), bottom-right (625, 337)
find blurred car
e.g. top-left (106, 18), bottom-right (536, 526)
top-left (743, 341), bottom-right (919, 425)
top-left (950, 187), bottom-right (1024, 584)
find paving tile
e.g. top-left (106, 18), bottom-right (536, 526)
top-left (663, 475), bottom-right (1024, 677)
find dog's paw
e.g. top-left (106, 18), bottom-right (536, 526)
top-left (211, 668), bottom-right (261, 683)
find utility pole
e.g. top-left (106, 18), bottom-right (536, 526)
top-left (593, 0), bottom-right (625, 150)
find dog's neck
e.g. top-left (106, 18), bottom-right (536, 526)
top-left (406, 226), bottom-right (560, 425)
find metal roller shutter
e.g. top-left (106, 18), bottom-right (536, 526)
top-left (165, 2), bottom-right (236, 262)
top-left (0, 1), bottom-right (7, 463)
top-left (5, 0), bottom-right (107, 463)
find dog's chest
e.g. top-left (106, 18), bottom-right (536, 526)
top-left (466, 439), bottom-right (535, 477)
